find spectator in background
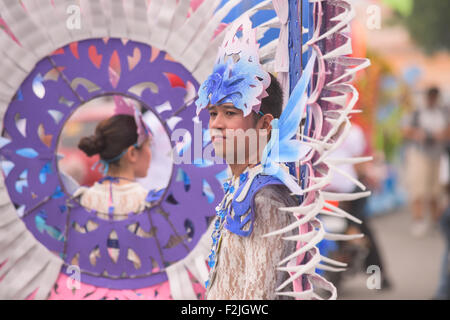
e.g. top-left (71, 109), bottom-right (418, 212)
top-left (402, 87), bottom-right (449, 237)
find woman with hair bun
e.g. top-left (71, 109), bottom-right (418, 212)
top-left (47, 96), bottom-right (162, 300)
top-left (77, 113), bottom-right (152, 214)
top-left (73, 97), bottom-right (153, 267)
top-left (48, 96), bottom-right (173, 299)
top-left (47, 69), bottom-right (176, 300)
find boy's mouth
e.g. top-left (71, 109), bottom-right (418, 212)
top-left (212, 135), bottom-right (226, 142)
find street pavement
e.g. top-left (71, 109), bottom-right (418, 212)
top-left (336, 207), bottom-right (446, 300)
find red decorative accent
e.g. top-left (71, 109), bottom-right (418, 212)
top-left (70, 42), bottom-right (79, 60)
top-left (88, 45), bottom-right (103, 69)
top-left (165, 72), bottom-right (185, 88)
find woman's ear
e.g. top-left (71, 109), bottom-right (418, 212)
top-left (124, 145), bottom-right (138, 164)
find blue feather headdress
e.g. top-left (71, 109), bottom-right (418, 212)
top-left (196, 14), bottom-right (270, 117)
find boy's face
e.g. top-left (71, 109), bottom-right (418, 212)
top-left (208, 103), bottom-right (271, 164)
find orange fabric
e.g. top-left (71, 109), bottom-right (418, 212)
top-left (323, 200), bottom-right (339, 212)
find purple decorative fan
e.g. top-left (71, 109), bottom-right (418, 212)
top-left (0, 38), bottom-right (226, 289)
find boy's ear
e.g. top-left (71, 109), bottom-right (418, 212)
top-left (258, 114), bottom-right (273, 131)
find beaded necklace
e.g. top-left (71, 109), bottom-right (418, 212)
top-left (204, 169), bottom-right (250, 290)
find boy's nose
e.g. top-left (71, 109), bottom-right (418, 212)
top-left (210, 113), bottom-right (225, 130)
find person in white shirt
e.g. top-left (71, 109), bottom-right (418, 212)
top-left (402, 87), bottom-right (449, 237)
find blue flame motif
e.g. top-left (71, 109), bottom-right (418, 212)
top-left (196, 54), bottom-right (269, 117)
top-left (261, 51), bottom-right (317, 195)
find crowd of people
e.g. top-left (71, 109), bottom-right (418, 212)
top-left (401, 87), bottom-right (450, 299)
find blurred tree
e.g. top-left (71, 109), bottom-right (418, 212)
top-left (382, 0), bottom-right (413, 17)
top-left (395, 0), bottom-right (450, 54)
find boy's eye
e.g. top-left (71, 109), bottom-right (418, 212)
top-left (226, 111), bottom-right (236, 116)
top-left (209, 112), bottom-right (217, 117)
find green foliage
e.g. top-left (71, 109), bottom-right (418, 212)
top-left (402, 0), bottom-right (450, 54)
top-left (382, 0), bottom-right (413, 17)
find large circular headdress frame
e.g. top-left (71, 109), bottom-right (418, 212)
top-left (0, 0), bottom-right (370, 300)
top-left (0, 0), bottom-right (266, 296)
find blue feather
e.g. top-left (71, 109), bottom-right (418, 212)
top-left (261, 51), bottom-right (317, 194)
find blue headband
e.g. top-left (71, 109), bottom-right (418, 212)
top-left (91, 142), bottom-right (139, 176)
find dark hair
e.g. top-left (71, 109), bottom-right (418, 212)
top-left (258, 73), bottom-right (283, 119)
top-left (78, 114), bottom-right (138, 165)
top-left (427, 86), bottom-right (440, 98)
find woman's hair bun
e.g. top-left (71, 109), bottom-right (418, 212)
top-left (78, 134), bottom-right (106, 157)
top-left (77, 114), bottom-right (138, 161)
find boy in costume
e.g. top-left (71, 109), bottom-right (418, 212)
top-left (196, 15), bottom-right (339, 300)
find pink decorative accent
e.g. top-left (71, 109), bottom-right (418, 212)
top-left (109, 51), bottom-right (121, 88)
top-left (190, 0), bottom-right (204, 12)
top-left (112, 95), bottom-right (134, 115)
top-left (25, 288), bottom-right (39, 300)
top-left (48, 272), bottom-right (205, 300)
top-left (150, 47), bottom-right (160, 63)
top-left (306, 3), bottom-right (326, 105)
top-left (291, 221), bottom-right (310, 295)
top-left (0, 259), bottom-right (7, 270)
top-left (108, 68), bottom-right (153, 146)
top-left (0, 259), bottom-right (7, 283)
top-left (188, 0), bottom-right (226, 38)
top-left (214, 23), bottom-right (228, 38)
top-left (0, 17), bottom-right (19, 44)
top-left (307, 45), bottom-right (326, 105)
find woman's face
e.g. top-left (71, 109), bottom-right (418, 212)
top-left (134, 137), bottom-right (152, 178)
